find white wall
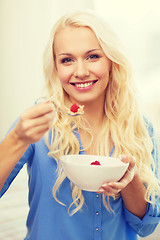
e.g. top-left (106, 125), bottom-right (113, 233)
top-left (0, 0), bottom-right (94, 139)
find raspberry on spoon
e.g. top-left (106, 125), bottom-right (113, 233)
top-left (70, 103), bottom-right (80, 113)
top-left (68, 103), bottom-right (84, 116)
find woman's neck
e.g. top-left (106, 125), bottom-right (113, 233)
top-left (78, 101), bottom-right (108, 155)
top-left (83, 101), bottom-right (105, 130)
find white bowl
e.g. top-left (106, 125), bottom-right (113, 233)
top-left (60, 155), bottom-right (129, 192)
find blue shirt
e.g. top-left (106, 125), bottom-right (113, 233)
top-left (1, 120), bottom-right (160, 240)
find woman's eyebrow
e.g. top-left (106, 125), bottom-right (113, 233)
top-left (58, 49), bottom-right (102, 57)
top-left (58, 53), bottom-right (73, 57)
top-left (86, 49), bottom-right (102, 54)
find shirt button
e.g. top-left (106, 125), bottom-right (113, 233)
top-left (96, 227), bottom-right (99, 231)
top-left (96, 211), bottom-right (99, 215)
top-left (96, 194), bottom-right (99, 198)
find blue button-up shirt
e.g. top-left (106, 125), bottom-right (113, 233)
top-left (1, 120), bottom-right (160, 240)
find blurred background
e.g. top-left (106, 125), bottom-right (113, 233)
top-left (0, 0), bottom-right (160, 239)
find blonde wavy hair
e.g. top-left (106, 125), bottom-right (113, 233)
top-left (43, 10), bottom-right (160, 215)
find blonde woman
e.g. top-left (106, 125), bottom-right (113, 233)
top-left (0, 10), bottom-right (160, 240)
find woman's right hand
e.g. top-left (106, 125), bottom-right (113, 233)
top-left (14, 101), bottom-right (54, 144)
top-left (0, 101), bottom-right (54, 191)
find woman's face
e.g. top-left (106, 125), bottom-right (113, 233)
top-left (54, 26), bottom-right (111, 105)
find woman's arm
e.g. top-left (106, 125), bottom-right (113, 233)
top-left (0, 129), bottom-right (29, 191)
top-left (120, 169), bottom-right (147, 219)
top-left (0, 101), bottom-right (54, 191)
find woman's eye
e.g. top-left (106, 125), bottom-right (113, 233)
top-left (87, 54), bottom-right (100, 60)
top-left (61, 58), bottom-right (73, 64)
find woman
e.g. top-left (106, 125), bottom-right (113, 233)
top-left (0, 10), bottom-right (160, 240)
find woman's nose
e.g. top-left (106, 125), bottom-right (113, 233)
top-left (74, 61), bottom-right (89, 79)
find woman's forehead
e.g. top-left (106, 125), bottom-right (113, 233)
top-left (54, 26), bottom-right (101, 55)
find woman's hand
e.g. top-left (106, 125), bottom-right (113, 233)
top-left (0, 100), bottom-right (54, 191)
top-left (98, 155), bottom-right (137, 196)
top-left (13, 101), bottom-right (54, 144)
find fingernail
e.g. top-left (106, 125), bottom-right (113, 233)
top-left (99, 188), bottom-right (104, 193)
top-left (102, 183), bottom-right (107, 188)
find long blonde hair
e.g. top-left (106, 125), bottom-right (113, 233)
top-left (43, 10), bottom-right (160, 215)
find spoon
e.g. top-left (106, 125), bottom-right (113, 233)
top-left (35, 97), bottom-right (84, 117)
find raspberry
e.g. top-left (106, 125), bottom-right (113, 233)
top-left (90, 161), bottom-right (101, 165)
top-left (70, 103), bottom-right (80, 113)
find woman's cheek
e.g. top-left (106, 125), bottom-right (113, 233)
top-left (90, 65), bottom-right (107, 79)
top-left (57, 71), bottom-right (69, 85)
top-left (57, 67), bottom-right (73, 84)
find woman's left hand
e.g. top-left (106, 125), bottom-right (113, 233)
top-left (98, 155), bottom-right (137, 196)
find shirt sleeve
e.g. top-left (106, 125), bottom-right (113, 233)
top-left (0, 144), bottom-right (34, 198)
top-left (0, 119), bottom-right (34, 198)
top-left (123, 120), bottom-right (160, 237)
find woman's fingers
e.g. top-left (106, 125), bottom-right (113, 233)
top-left (20, 111), bottom-right (55, 130)
top-left (14, 102), bottom-right (54, 143)
top-left (98, 183), bottom-right (120, 195)
top-left (21, 101), bottom-right (53, 119)
top-left (23, 124), bottom-right (51, 142)
top-left (98, 155), bottom-right (136, 196)
top-left (120, 155), bottom-right (136, 171)
top-left (120, 155), bottom-right (136, 183)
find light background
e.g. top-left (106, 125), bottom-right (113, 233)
top-left (0, 0), bottom-right (160, 239)
top-left (94, 0), bottom-right (160, 132)
top-left (0, 0), bottom-right (160, 137)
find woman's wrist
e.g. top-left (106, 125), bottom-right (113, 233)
top-left (121, 170), bottom-right (147, 219)
top-left (11, 128), bottom-right (28, 146)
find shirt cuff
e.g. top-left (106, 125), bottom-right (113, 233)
top-left (124, 202), bottom-right (160, 224)
top-left (123, 202), bottom-right (160, 237)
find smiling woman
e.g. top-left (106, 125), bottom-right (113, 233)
top-left (1, 9), bottom-right (160, 240)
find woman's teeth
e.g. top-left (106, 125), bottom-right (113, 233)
top-left (74, 81), bottom-right (95, 88)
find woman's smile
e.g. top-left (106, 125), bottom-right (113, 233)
top-left (70, 80), bottom-right (98, 90)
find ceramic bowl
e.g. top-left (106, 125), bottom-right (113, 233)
top-left (60, 155), bottom-right (129, 192)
